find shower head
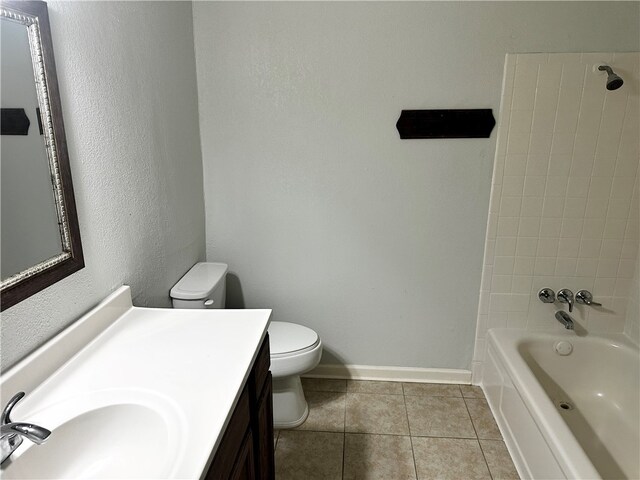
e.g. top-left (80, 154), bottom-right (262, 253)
top-left (598, 65), bottom-right (624, 91)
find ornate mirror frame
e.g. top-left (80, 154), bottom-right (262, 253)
top-left (1, 1), bottom-right (84, 311)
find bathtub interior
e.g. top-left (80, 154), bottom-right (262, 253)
top-left (517, 335), bottom-right (639, 480)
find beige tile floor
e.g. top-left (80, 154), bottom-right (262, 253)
top-left (274, 379), bottom-right (520, 480)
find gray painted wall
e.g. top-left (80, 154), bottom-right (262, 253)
top-left (0, 1), bottom-right (205, 370)
top-left (193, 2), bottom-right (640, 369)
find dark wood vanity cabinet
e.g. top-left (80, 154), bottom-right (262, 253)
top-left (204, 335), bottom-right (275, 480)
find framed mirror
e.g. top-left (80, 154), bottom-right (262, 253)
top-left (1, 1), bottom-right (83, 311)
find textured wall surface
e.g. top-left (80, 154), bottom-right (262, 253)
top-left (193, 2), bottom-right (640, 369)
top-left (473, 52), bottom-right (639, 380)
top-left (0, 1), bottom-right (205, 370)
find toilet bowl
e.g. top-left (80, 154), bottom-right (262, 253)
top-left (170, 262), bottom-right (323, 429)
top-left (269, 321), bottom-right (322, 428)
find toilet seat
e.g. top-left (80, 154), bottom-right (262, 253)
top-left (268, 321), bottom-right (322, 379)
top-left (269, 322), bottom-right (320, 357)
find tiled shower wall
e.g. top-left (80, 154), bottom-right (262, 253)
top-left (473, 52), bottom-right (640, 382)
top-left (624, 256), bottom-right (639, 344)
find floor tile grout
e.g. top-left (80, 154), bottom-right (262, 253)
top-left (340, 432), bottom-right (346, 479)
top-left (462, 395), bottom-right (494, 480)
top-left (402, 382), bottom-right (419, 480)
top-left (341, 385), bottom-right (347, 479)
top-left (295, 428), bottom-right (487, 441)
top-left (278, 381), bottom-right (516, 479)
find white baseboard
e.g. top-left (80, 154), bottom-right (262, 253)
top-left (304, 364), bottom-right (472, 384)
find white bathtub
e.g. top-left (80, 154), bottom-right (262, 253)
top-left (482, 328), bottom-right (639, 480)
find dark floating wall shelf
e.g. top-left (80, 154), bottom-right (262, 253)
top-left (396, 109), bottom-right (495, 139)
top-left (1, 108), bottom-right (31, 135)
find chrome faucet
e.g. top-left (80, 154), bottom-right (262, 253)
top-left (555, 311), bottom-right (575, 330)
top-left (1, 392), bottom-right (50, 464)
top-left (575, 290), bottom-right (602, 307)
top-left (557, 289), bottom-right (574, 313)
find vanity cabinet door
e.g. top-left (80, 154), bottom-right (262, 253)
top-left (250, 336), bottom-right (275, 479)
top-left (254, 372), bottom-right (274, 479)
top-left (230, 430), bottom-right (256, 480)
top-left (205, 335), bottom-right (274, 480)
top-left (206, 388), bottom-right (251, 480)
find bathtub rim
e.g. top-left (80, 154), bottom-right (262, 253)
top-left (485, 328), bottom-right (638, 480)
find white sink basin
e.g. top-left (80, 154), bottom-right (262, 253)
top-left (2, 390), bottom-right (185, 480)
top-left (4, 404), bottom-right (175, 479)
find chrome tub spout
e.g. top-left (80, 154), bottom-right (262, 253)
top-left (555, 311), bottom-right (575, 330)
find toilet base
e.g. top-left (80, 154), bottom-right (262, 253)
top-left (272, 375), bottom-right (309, 428)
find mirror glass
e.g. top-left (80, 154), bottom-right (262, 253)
top-left (1, 18), bottom-right (63, 279)
top-left (0, 1), bottom-right (84, 311)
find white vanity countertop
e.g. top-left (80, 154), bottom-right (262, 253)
top-left (1, 286), bottom-right (271, 479)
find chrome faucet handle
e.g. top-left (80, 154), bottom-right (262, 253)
top-left (1, 392), bottom-right (25, 425)
top-left (0, 392), bottom-right (51, 465)
top-left (557, 289), bottom-right (574, 313)
top-left (1, 392), bottom-right (26, 465)
top-left (538, 288), bottom-right (556, 303)
top-left (575, 290), bottom-right (602, 307)
top-left (2, 423), bottom-right (50, 446)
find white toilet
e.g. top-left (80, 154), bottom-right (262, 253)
top-left (170, 262), bottom-right (322, 428)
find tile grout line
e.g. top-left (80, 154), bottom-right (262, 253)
top-left (300, 428), bottom-right (484, 441)
top-left (462, 395), bottom-right (494, 480)
top-left (402, 383), bottom-right (419, 480)
top-left (302, 380), bottom-right (510, 478)
top-left (341, 389), bottom-right (347, 479)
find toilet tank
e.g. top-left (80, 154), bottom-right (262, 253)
top-left (170, 262), bottom-right (228, 309)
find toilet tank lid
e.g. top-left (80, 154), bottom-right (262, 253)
top-left (170, 262), bottom-right (228, 300)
